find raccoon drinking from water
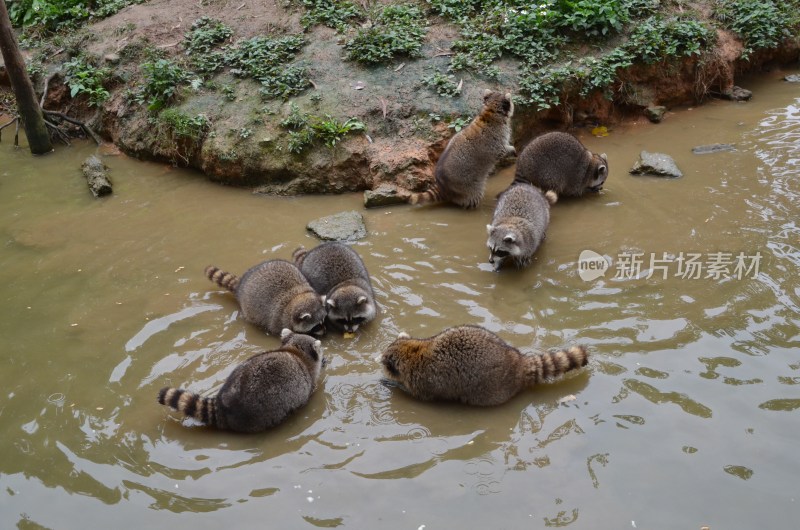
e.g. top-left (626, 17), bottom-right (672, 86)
top-left (157, 329), bottom-right (325, 433)
top-left (487, 183), bottom-right (558, 270)
top-left (408, 90), bottom-right (516, 209)
top-left (379, 325), bottom-right (588, 406)
top-left (293, 242), bottom-right (376, 333)
top-left (205, 259), bottom-right (326, 336)
top-left (514, 131), bottom-right (608, 196)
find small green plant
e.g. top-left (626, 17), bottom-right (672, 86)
top-left (8, 0), bottom-right (146, 29)
top-left (447, 115), bottom-right (471, 132)
top-left (279, 104), bottom-right (365, 152)
top-left (299, 0), bottom-right (362, 31)
top-left (280, 102), bottom-right (309, 129)
top-left (344, 4), bottom-right (427, 64)
top-left (139, 59), bottom-right (188, 111)
top-left (554, 0), bottom-right (630, 37)
top-left (221, 84), bottom-right (236, 101)
top-left (184, 17), bottom-right (232, 74)
top-left (287, 128), bottom-right (315, 154)
top-left (421, 71), bottom-right (462, 97)
top-left (157, 109), bottom-right (211, 140)
top-left (309, 115), bottom-right (365, 147)
top-left (225, 35), bottom-right (310, 99)
top-left (714, 0), bottom-right (795, 59)
top-left (238, 127), bottom-right (253, 139)
top-left (63, 57), bottom-right (111, 107)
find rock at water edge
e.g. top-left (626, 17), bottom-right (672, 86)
top-left (307, 210), bottom-right (367, 241)
top-left (629, 151), bottom-right (683, 178)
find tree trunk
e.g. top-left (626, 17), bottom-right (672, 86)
top-left (0, 0), bottom-right (52, 154)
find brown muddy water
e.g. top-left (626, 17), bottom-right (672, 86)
top-left (1, 70), bottom-right (799, 529)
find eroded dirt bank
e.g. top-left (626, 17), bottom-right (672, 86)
top-left (1, 0), bottom-right (799, 197)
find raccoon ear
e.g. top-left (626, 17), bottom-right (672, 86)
top-left (486, 224), bottom-right (494, 235)
top-left (326, 298), bottom-right (336, 309)
top-left (397, 331), bottom-right (410, 339)
top-left (356, 296), bottom-right (367, 305)
top-left (314, 339), bottom-right (322, 349)
top-left (483, 88), bottom-right (491, 97)
top-left (280, 328), bottom-right (292, 339)
top-left (501, 99), bottom-right (511, 113)
top-left (503, 233), bottom-right (516, 244)
top-left (600, 153), bottom-right (608, 162)
top-left (299, 312), bottom-right (311, 321)
top-left (598, 165), bottom-right (608, 177)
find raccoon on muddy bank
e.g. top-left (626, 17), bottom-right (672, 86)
top-left (408, 90), bottom-right (516, 209)
top-left (157, 329), bottom-right (325, 433)
top-left (379, 325), bottom-right (589, 406)
top-left (514, 131), bottom-right (608, 197)
top-left (205, 259), bottom-right (326, 336)
top-left (487, 183), bottom-right (558, 270)
top-left (293, 242), bottom-right (376, 333)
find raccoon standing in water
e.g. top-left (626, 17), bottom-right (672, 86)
top-left (514, 131), bottom-right (608, 196)
top-left (293, 242), bottom-right (376, 333)
top-left (205, 259), bottom-right (326, 336)
top-left (157, 329), bottom-right (324, 433)
top-left (379, 325), bottom-right (588, 406)
top-left (487, 183), bottom-right (558, 270)
top-left (408, 90), bottom-right (516, 209)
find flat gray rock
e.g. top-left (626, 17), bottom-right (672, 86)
top-left (307, 210), bottom-right (367, 241)
top-left (629, 151), bottom-right (683, 178)
top-left (692, 143), bottom-right (736, 154)
top-left (363, 183), bottom-right (409, 208)
top-left (784, 74), bottom-right (800, 83)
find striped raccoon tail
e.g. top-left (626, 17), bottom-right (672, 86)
top-left (523, 345), bottom-right (588, 386)
top-left (544, 190), bottom-right (558, 205)
top-left (408, 183), bottom-right (445, 206)
top-left (205, 265), bottom-right (239, 292)
top-left (157, 387), bottom-right (225, 429)
top-left (292, 246), bottom-right (309, 267)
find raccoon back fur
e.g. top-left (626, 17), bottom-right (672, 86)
top-left (409, 90), bottom-right (516, 209)
top-left (293, 242), bottom-right (376, 333)
top-left (514, 131), bottom-right (608, 197)
top-left (157, 329), bottom-right (324, 433)
top-left (487, 183), bottom-right (558, 270)
top-left (379, 325), bottom-right (588, 406)
top-left (205, 259), bottom-right (326, 336)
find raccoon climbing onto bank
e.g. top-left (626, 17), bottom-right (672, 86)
top-left (157, 329), bottom-right (325, 433)
top-left (514, 131), bottom-right (608, 197)
top-left (487, 183), bottom-right (558, 270)
top-left (293, 242), bottom-right (376, 333)
top-left (205, 259), bottom-right (326, 336)
top-left (408, 90), bottom-right (516, 209)
top-left (378, 325), bottom-right (588, 406)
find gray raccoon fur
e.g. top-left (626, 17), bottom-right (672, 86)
top-left (487, 183), bottom-right (558, 270)
top-left (408, 90), bottom-right (516, 209)
top-left (379, 325), bottom-right (589, 406)
top-left (514, 131), bottom-right (608, 196)
top-left (293, 242), bottom-right (376, 333)
top-left (157, 329), bottom-right (324, 433)
top-left (205, 259), bottom-right (326, 336)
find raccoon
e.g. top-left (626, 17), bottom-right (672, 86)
top-left (157, 329), bottom-right (325, 433)
top-left (205, 259), bottom-right (326, 336)
top-left (379, 325), bottom-right (588, 406)
top-left (293, 242), bottom-right (376, 333)
top-left (514, 131), bottom-right (608, 197)
top-left (408, 90), bottom-right (516, 209)
top-left (486, 183), bottom-right (558, 270)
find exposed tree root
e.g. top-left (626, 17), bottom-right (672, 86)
top-left (0, 73), bottom-right (101, 147)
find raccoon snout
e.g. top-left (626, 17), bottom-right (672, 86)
top-left (310, 323), bottom-right (326, 336)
